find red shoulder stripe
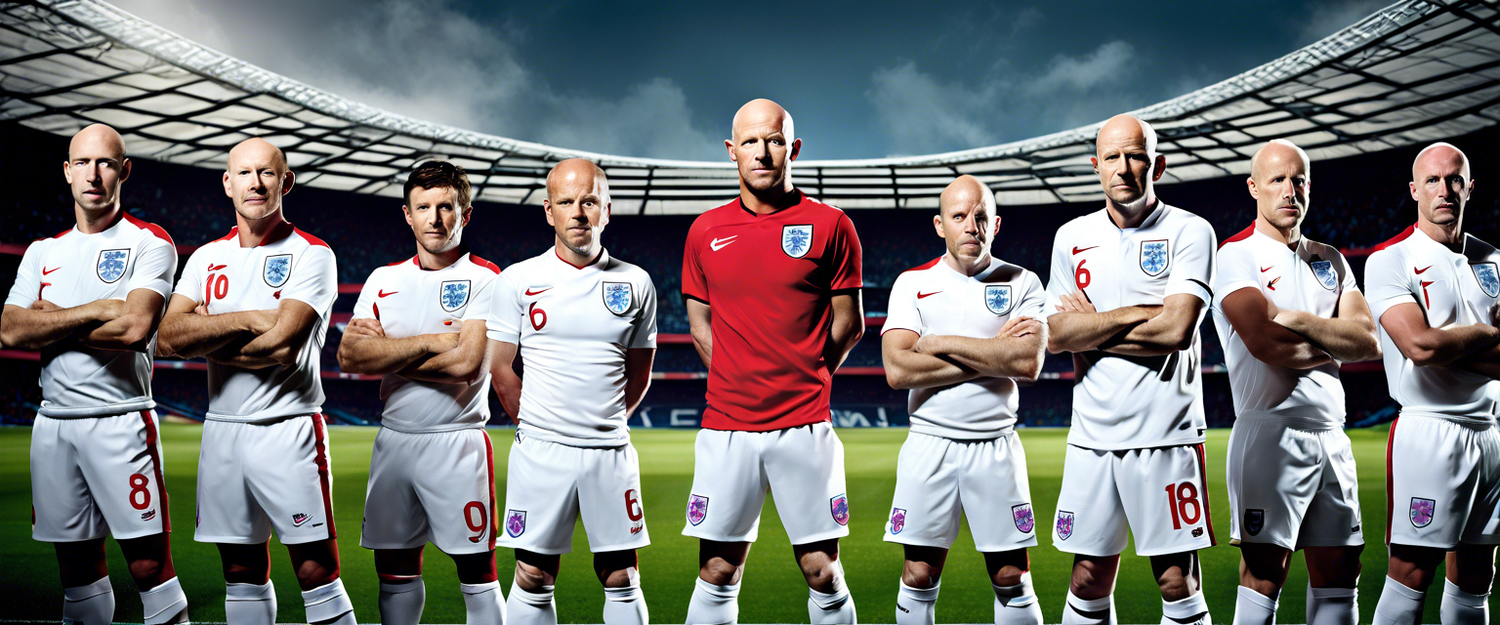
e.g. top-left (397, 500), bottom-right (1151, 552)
top-left (469, 254), bottom-right (501, 274)
top-left (1373, 224), bottom-right (1418, 252)
top-left (1218, 222), bottom-right (1255, 250)
top-left (211, 227), bottom-right (238, 244)
top-left (294, 227), bottom-right (331, 249)
top-left (121, 212), bottom-right (176, 246)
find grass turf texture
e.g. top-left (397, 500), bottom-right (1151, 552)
top-left (0, 424), bottom-right (1493, 623)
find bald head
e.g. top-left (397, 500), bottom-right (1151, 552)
top-left (1251, 139), bottom-right (1310, 182)
top-left (1412, 142), bottom-right (1469, 183)
top-left (69, 123), bottom-right (126, 161)
top-left (940, 175), bottom-right (995, 215)
top-left (1096, 114), bottom-right (1157, 158)
top-left (227, 137), bottom-right (287, 173)
top-left (222, 137), bottom-right (293, 222)
top-left (731, 98), bottom-right (794, 143)
top-left (546, 158), bottom-right (610, 201)
top-left (64, 123), bottom-right (131, 213)
top-left (933, 175), bottom-right (998, 265)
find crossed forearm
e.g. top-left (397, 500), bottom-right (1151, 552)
top-left (917, 333), bottom-right (1045, 379)
top-left (1, 302), bottom-right (109, 350)
top-left (1048, 306), bottom-right (1157, 353)
top-left (158, 310), bottom-right (265, 359)
top-left (1276, 310), bottom-right (1379, 363)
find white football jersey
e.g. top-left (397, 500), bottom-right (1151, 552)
top-left (486, 248), bottom-right (657, 447)
top-left (881, 255), bottom-right (1047, 439)
top-left (172, 221), bottom-right (337, 423)
top-left (351, 253), bottom-right (499, 433)
top-left (1044, 202), bottom-right (1217, 450)
top-left (4, 213), bottom-right (176, 417)
top-left (1211, 225), bottom-right (1358, 426)
top-left (1365, 225), bottom-right (1499, 424)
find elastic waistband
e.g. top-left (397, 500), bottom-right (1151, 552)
top-left (1398, 410), bottom-right (1496, 429)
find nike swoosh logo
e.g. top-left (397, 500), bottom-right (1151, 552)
top-left (1259, 266), bottom-right (1273, 273)
top-left (1268, 277), bottom-right (1281, 291)
top-left (525, 287), bottom-right (553, 296)
top-left (917, 291), bottom-right (942, 299)
top-left (378, 290), bottom-right (398, 297)
top-left (710, 236), bottom-right (738, 251)
top-left (208, 264), bottom-right (227, 271)
top-left (1072, 246), bottom-right (1097, 255)
top-left (42, 267), bottom-right (60, 275)
top-left (1414, 265), bottom-right (1432, 274)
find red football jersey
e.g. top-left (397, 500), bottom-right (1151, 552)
top-left (681, 191), bottom-right (863, 431)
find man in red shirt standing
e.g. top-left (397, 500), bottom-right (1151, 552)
top-left (680, 98), bottom-right (865, 624)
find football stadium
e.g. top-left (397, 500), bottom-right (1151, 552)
top-left (2, 0), bottom-right (1500, 623)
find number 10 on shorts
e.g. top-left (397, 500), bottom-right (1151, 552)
top-left (1165, 481), bottom-right (1201, 529)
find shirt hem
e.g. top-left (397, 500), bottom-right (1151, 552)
top-left (39, 399), bottom-right (155, 418)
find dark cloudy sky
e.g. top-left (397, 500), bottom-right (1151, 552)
top-left (111, 0), bottom-right (1393, 160)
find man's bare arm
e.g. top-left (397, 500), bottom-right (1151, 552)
top-left (488, 340), bottom-right (521, 423)
top-left (1379, 302), bottom-right (1500, 368)
top-left (77, 290), bottom-right (168, 352)
top-left (1220, 287), bottom-right (1332, 370)
top-left (882, 329), bottom-right (980, 390)
top-left (401, 320), bottom-right (489, 384)
top-left (213, 299), bottom-right (322, 369)
top-left (686, 298), bottom-right (712, 369)
top-left (1273, 290), bottom-right (1381, 363)
top-left (1046, 292), bottom-right (1159, 354)
top-left (2, 299), bottom-right (121, 350)
top-left (156, 294), bottom-right (274, 359)
top-left (624, 348), bottom-right (655, 417)
top-left (824, 291), bottom-right (865, 373)
top-left (1103, 293), bottom-right (1206, 356)
top-left (912, 317), bottom-right (1047, 379)
top-left (336, 318), bottom-right (457, 376)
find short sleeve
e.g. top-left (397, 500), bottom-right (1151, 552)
top-left (628, 274), bottom-right (658, 349)
top-left (172, 247), bottom-right (207, 305)
top-left (486, 272), bottom-right (522, 344)
top-left (3, 242), bottom-right (43, 308)
top-left (1336, 251), bottom-right (1360, 293)
top-left (1364, 249), bottom-right (1415, 323)
top-left (681, 219), bottom-right (709, 303)
top-left (463, 271), bottom-right (497, 323)
top-left (1042, 229), bottom-right (1073, 319)
top-left (1165, 219), bottom-right (1217, 305)
top-left (1015, 270), bottom-right (1048, 319)
top-left (881, 272), bottom-right (920, 336)
top-left (1212, 243), bottom-right (1259, 310)
top-left (351, 271), bottom-right (378, 321)
top-left (281, 246), bottom-right (338, 315)
top-left (827, 212), bottom-right (863, 291)
top-left (125, 237), bottom-right (177, 299)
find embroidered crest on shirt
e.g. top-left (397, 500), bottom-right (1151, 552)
top-left (782, 224), bottom-right (813, 258)
top-left (984, 284), bottom-right (1013, 315)
top-left (603, 282), bottom-right (632, 315)
top-left (1140, 239), bottom-right (1169, 276)
top-left (1310, 260), bottom-right (1338, 291)
top-left (1472, 262), bottom-right (1499, 298)
top-left (263, 254), bottom-right (292, 287)
top-left (96, 248), bottom-right (130, 283)
top-left (440, 279), bottom-right (471, 312)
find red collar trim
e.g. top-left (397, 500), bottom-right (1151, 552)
top-left (555, 248), bottom-right (603, 270)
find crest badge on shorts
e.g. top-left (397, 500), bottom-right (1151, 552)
top-left (96, 248), bottom-right (130, 283)
top-left (505, 509), bottom-right (526, 537)
top-left (889, 508), bottom-right (907, 535)
top-left (1140, 239), bottom-right (1170, 276)
top-left (1245, 509), bottom-right (1265, 535)
top-left (1472, 262), bottom-right (1500, 298)
top-left (782, 224), bottom-right (813, 258)
top-left (440, 279), bottom-right (471, 312)
top-left (603, 282), bottom-right (632, 315)
top-left (1012, 503), bottom-right (1035, 533)
top-left (1056, 510), bottom-right (1075, 540)
top-left (830, 493), bottom-right (850, 526)
top-left (687, 494), bottom-right (709, 526)
top-left (263, 254), bottom-right (292, 287)
top-left (985, 284), bottom-right (1013, 315)
top-left (1310, 260), bottom-right (1338, 291)
top-left (1409, 497), bottom-right (1436, 528)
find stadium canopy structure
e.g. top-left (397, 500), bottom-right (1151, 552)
top-left (2, 0), bottom-right (1498, 214)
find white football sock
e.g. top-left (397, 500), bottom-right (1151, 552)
top-left (1161, 592), bottom-right (1210, 625)
top-left (602, 569), bottom-right (648, 625)
top-left (808, 560), bottom-right (856, 624)
top-left (1232, 585), bottom-right (1277, 625)
top-left (1372, 576), bottom-right (1425, 625)
top-left (225, 580), bottom-right (276, 625)
top-left (1306, 585), bottom-right (1357, 625)
top-left (302, 578), bottom-right (357, 625)
top-left (460, 580), bottom-right (507, 625)
top-left (378, 578), bottom-right (425, 625)
top-left (63, 576), bottom-right (114, 625)
top-left (895, 581), bottom-right (938, 625)
top-left (994, 572), bottom-right (1042, 625)
top-left (1062, 592), bottom-right (1116, 625)
top-left (1440, 579), bottom-right (1489, 625)
top-left (506, 583), bottom-right (556, 625)
top-left (684, 577), bottom-right (741, 625)
top-left (140, 576), bottom-right (189, 625)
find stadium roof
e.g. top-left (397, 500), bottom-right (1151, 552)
top-left (1, 0), bottom-right (1498, 214)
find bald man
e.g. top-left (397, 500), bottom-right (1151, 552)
top-left (486, 158), bottom-right (657, 625)
top-left (879, 175), bottom-right (1048, 625)
top-left (1043, 114), bottom-right (1218, 625)
top-left (1365, 142), bottom-right (1499, 625)
top-left (1211, 140), bottom-right (1380, 625)
top-left (158, 138), bottom-right (354, 625)
top-left (680, 98), bottom-right (864, 624)
top-left (2, 124), bottom-right (188, 625)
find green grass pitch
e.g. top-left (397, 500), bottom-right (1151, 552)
top-left (0, 424), bottom-right (1493, 623)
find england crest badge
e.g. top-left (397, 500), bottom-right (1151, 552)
top-left (1245, 509), bottom-right (1265, 535)
top-left (1410, 497), bottom-right (1435, 528)
top-left (1140, 239), bottom-right (1169, 276)
top-left (985, 284), bottom-right (1013, 315)
top-left (889, 508), bottom-right (906, 535)
top-left (602, 282), bottom-right (632, 315)
top-left (1012, 503), bottom-right (1035, 533)
top-left (1310, 260), bottom-right (1338, 291)
top-left (440, 279), bottom-right (471, 312)
top-left (505, 509), bottom-right (527, 537)
top-left (782, 224), bottom-right (813, 258)
top-left (830, 493), bottom-right (850, 526)
top-left (263, 254), bottom-right (292, 287)
top-left (96, 248), bottom-right (130, 283)
top-left (1472, 262), bottom-right (1500, 298)
top-left (687, 494), bottom-right (709, 526)
top-left (1056, 510), bottom-right (1075, 540)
